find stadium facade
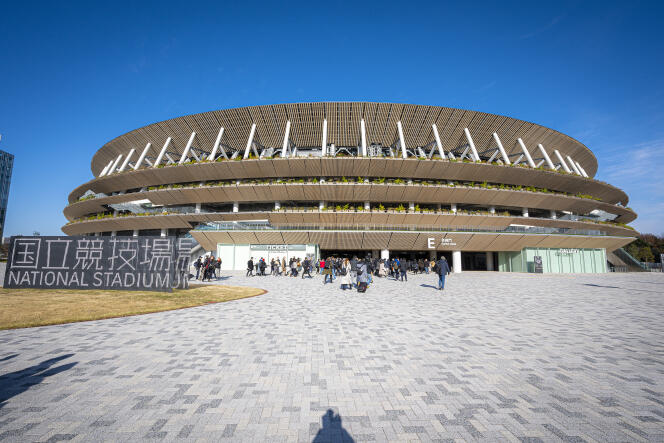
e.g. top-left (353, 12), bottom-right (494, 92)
top-left (63, 102), bottom-right (637, 273)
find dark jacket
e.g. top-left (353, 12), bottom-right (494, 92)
top-left (247, 259), bottom-right (254, 270)
top-left (436, 259), bottom-right (450, 275)
top-left (399, 260), bottom-right (407, 271)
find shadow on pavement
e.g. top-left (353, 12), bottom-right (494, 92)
top-left (420, 284), bottom-right (438, 290)
top-left (0, 354), bottom-right (19, 363)
top-left (0, 354), bottom-right (76, 409)
top-left (312, 409), bottom-right (355, 443)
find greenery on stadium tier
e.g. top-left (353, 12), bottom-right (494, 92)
top-left (67, 202), bottom-right (635, 232)
top-left (105, 154), bottom-right (617, 188)
top-left (76, 176), bottom-right (613, 204)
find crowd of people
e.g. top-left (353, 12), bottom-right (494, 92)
top-left (318, 256), bottom-right (451, 290)
top-left (192, 255), bottom-right (222, 282)
top-left (245, 256), bottom-right (314, 278)
top-left (194, 253), bottom-right (452, 291)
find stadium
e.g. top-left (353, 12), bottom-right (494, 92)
top-left (63, 102), bottom-right (637, 273)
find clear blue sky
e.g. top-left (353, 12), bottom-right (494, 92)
top-left (1, 0), bottom-right (663, 235)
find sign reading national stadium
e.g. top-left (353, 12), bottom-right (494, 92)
top-left (63, 102), bottom-right (637, 274)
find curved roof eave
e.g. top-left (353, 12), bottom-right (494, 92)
top-left (89, 102), bottom-right (599, 177)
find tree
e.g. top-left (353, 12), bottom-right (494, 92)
top-left (639, 246), bottom-right (654, 263)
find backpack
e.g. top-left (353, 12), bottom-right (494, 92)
top-left (433, 263), bottom-right (440, 273)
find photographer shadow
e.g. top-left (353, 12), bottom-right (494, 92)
top-left (312, 409), bottom-right (355, 443)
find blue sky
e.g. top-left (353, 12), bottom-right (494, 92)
top-left (1, 0), bottom-right (663, 235)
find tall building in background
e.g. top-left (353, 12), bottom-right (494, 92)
top-left (0, 149), bottom-right (14, 239)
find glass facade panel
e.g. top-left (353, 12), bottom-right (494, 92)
top-left (498, 247), bottom-right (607, 273)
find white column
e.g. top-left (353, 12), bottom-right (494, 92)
top-left (517, 138), bottom-right (536, 168)
top-left (154, 137), bottom-right (172, 167)
top-left (364, 201), bottom-right (370, 211)
top-left (566, 155), bottom-right (582, 175)
top-left (360, 119), bottom-right (367, 157)
top-left (452, 250), bottom-right (462, 273)
top-left (243, 123), bottom-right (257, 160)
top-left (489, 206), bottom-right (495, 214)
top-left (397, 121), bottom-right (407, 159)
top-left (195, 203), bottom-right (201, 214)
top-left (492, 133), bottom-right (511, 165)
top-left (408, 202), bottom-right (415, 212)
top-left (209, 127), bottom-right (225, 160)
top-left (99, 161), bottom-right (112, 177)
top-left (134, 143), bottom-right (152, 170)
top-left (274, 201), bottom-right (281, 210)
top-left (486, 251), bottom-right (494, 271)
top-left (575, 161), bottom-right (589, 178)
top-left (179, 131), bottom-right (197, 164)
top-left (381, 249), bottom-right (390, 260)
top-left (522, 207), bottom-right (529, 217)
top-left (282, 120), bottom-right (291, 158)
top-left (451, 203), bottom-right (457, 213)
top-left (536, 144), bottom-right (555, 170)
top-left (553, 149), bottom-right (572, 172)
top-left (463, 128), bottom-right (480, 161)
top-left (160, 228), bottom-right (167, 237)
top-left (432, 123), bottom-right (446, 159)
top-left (132, 229), bottom-right (139, 237)
top-left (111, 231), bottom-right (117, 236)
top-left (550, 210), bottom-right (557, 219)
top-left (233, 202), bottom-right (239, 213)
top-left (108, 154), bottom-right (123, 175)
top-left (119, 149), bottom-right (135, 172)
top-left (319, 201), bottom-right (325, 211)
top-left (322, 119), bottom-right (328, 154)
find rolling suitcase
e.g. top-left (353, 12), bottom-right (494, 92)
top-left (357, 282), bottom-right (367, 293)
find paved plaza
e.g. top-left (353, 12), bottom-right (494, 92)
top-left (1, 271), bottom-right (664, 442)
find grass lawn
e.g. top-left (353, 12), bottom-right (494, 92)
top-left (0, 284), bottom-right (265, 330)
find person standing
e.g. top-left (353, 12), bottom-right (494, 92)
top-left (194, 256), bottom-right (202, 280)
top-left (246, 257), bottom-right (254, 277)
top-left (339, 258), bottom-right (352, 289)
top-left (435, 256), bottom-right (451, 290)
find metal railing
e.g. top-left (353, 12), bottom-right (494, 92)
top-left (614, 248), bottom-right (647, 271)
top-left (193, 220), bottom-right (608, 237)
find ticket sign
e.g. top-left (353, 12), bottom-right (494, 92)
top-left (4, 236), bottom-right (193, 292)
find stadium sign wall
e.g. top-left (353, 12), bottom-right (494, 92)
top-left (4, 236), bottom-right (193, 292)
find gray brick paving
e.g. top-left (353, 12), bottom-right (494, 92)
top-left (1, 271), bottom-right (663, 442)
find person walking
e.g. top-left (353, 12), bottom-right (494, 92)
top-left (323, 257), bottom-right (333, 284)
top-left (434, 256), bottom-right (451, 290)
top-left (246, 257), bottom-right (254, 277)
top-left (399, 257), bottom-right (408, 282)
top-left (302, 257), bottom-right (313, 278)
top-left (357, 259), bottom-right (368, 292)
